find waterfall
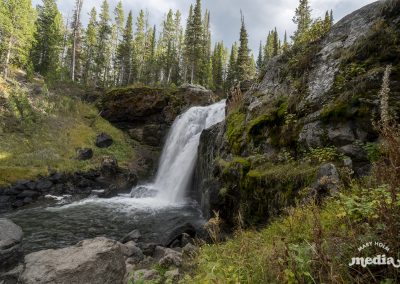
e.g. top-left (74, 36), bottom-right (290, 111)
top-left (131, 100), bottom-right (226, 203)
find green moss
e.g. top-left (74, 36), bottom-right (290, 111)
top-left (219, 157), bottom-right (251, 179)
top-left (226, 111), bottom-right (246, 155)
top-left (246, 100), bottom-right (289, 146)
top-left (240, 162), bottom-right (319, 225)
top-left (0, 91), bottom-right (134, 186)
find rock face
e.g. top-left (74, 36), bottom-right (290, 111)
top-left (0, 164), bottom-right (137, 213)
top-left (20, 237), bottom-right (126, 284)
top-left (192, 123), bottom-right (226, 220)
top-left (194, 1), bottom-right (400, 225)
top-left (0, 218), bottom-right (23, 271)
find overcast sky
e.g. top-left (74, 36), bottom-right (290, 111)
top-left (32, 0), bottom-right (376, 55)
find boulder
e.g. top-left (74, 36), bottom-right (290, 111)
top-left (182, 243), bottom-right (198, 258)
top-left (20, 237), bottom-right (126, 284)
top-left (298, 121), bottom-right (324, 149)
top-left (120, 229), bottom-right (141, 244)
top-left (100, 156), bottom-right (119, 177)
top-left (76, 148), bottom-right (93, 161)
top-left (327, 123), bottom-right (356, 146)
top-left (339, 144), bottom-right (368, 161)
top-left (153, 246), bottom-right (183, 268)
top-left (314, 163), bottom-right (340, 194)
top-left (178, 83), bottom-right (214, 106)
top-left (0, 218), bottom-right (23, 272)
top-left (95, 133), bottom-right (113, 148)
top-left (132, 269), bottom-right (160, 282)
top-left (35, 180), bottom-right (53, 191)
top-left (17, 190), bottom-right (39, 198)
top-left (165, 268), bottom-right (181, 282)
top-left (120, 241), bottom-right (144, 262)
top-left (0, 264), bottom-right (24, 283)
top-left (159, 249), bottom-right (182, 268)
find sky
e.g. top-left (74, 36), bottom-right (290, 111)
top-left (32, 0), bottom-right (376, 55)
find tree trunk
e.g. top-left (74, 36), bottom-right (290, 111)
top-left (3, 37), bottom-right (13, 79)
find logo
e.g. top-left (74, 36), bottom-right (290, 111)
top-left (349, 241), bottom-right (400, 268)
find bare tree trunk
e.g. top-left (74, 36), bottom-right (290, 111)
top-left (191, 63), bottom-right (194, 84)
top-left (71, 0), bottom-right (83, 82)
top-left (3, 37), bottom-right (13, 79)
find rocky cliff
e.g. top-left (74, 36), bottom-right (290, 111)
top-left (194, 0), bottom-right (400, 225)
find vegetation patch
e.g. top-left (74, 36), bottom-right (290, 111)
top-left (186, 184), bottom-right (400, 284)
top-left (226, 110), bottom-right (247, 155)
top-left (0, 81), bottom-right (134, 186)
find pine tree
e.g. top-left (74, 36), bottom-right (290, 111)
top-left (199, 9), bottom-right (211, 85)
top-left (282, 30), bottom-right (289, 53)
top-left (236, 14), bottom-right (252, 82)
top-left (117, 10), bottom-right (133, 85)
top-left (292, 0), bottom-right (312, 43)
top-left (158, 9), bottom-right (176, 84)
top-left (82, 7), bottom-right (97, 85)
top-left (172, 10), bottom-right (184, 84)
top-left (225, 42), bottom-right (238, 90)
top-left (0, 0), bottom-right (36, 78)
top-left (132, 10), bottom-right (146, 83)
top-left (31, 0), bottom-right (64, 78)
top-left (272, 27), bottom-right (279, 57)
top-left (256, 41), bottom-right (263, 73)
top-left (190, 0), bottom-right (203, 83)
top-left (71, 0), bottom-right (83, 81)
top-left (95, 0), bottom-right (112, 86)
top-left (111, 1), bottom-right (124, 84)
top-left (212, 42), bottom-right (225, 91)
top-left (183, 4), bottom-right (194, 82)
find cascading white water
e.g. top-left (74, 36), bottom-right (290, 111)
top-left (131, 100), bottom-right (226, 203)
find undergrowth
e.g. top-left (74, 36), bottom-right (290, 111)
top-left (0, 76), bottom-right (134, 186)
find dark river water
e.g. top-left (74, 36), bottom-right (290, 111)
top-left (0, 193), bottom-right (205, 254)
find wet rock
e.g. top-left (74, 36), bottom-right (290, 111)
top-left (95, 133), bottom-right (113, 148)
top-left (0, 264), bottom-right (23, 283)
top-left (138, 242), bottom-right (159, 256)
top-left (48, 172), bottom-right (65, 183)
top-left (120, 241), bottom-right (144, 261)
top-left (17, 190), bottom-right (39, 198)
top-left (142, 124), bottom-right (168, 147)
top-left (0, 218), bottom-right (23, 272)
top-left (76, 148), bottom-right (93, 161)
top-left (21, 237), bottom-right (126, 284)
top-left (4, 188), bottom-right (21, 196)
top-left (100, 156), bottom-right (119, 178)
top-left (120, 229), bottom-right (141, 244)
top-left (12, 200), bottom-right (24, 208)
top-left (26, 181), bottom-right (37, 190)
top-left (35, 180), bottom-right (53, 191)
top-left (13, 181), bottom-right (29, 191)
